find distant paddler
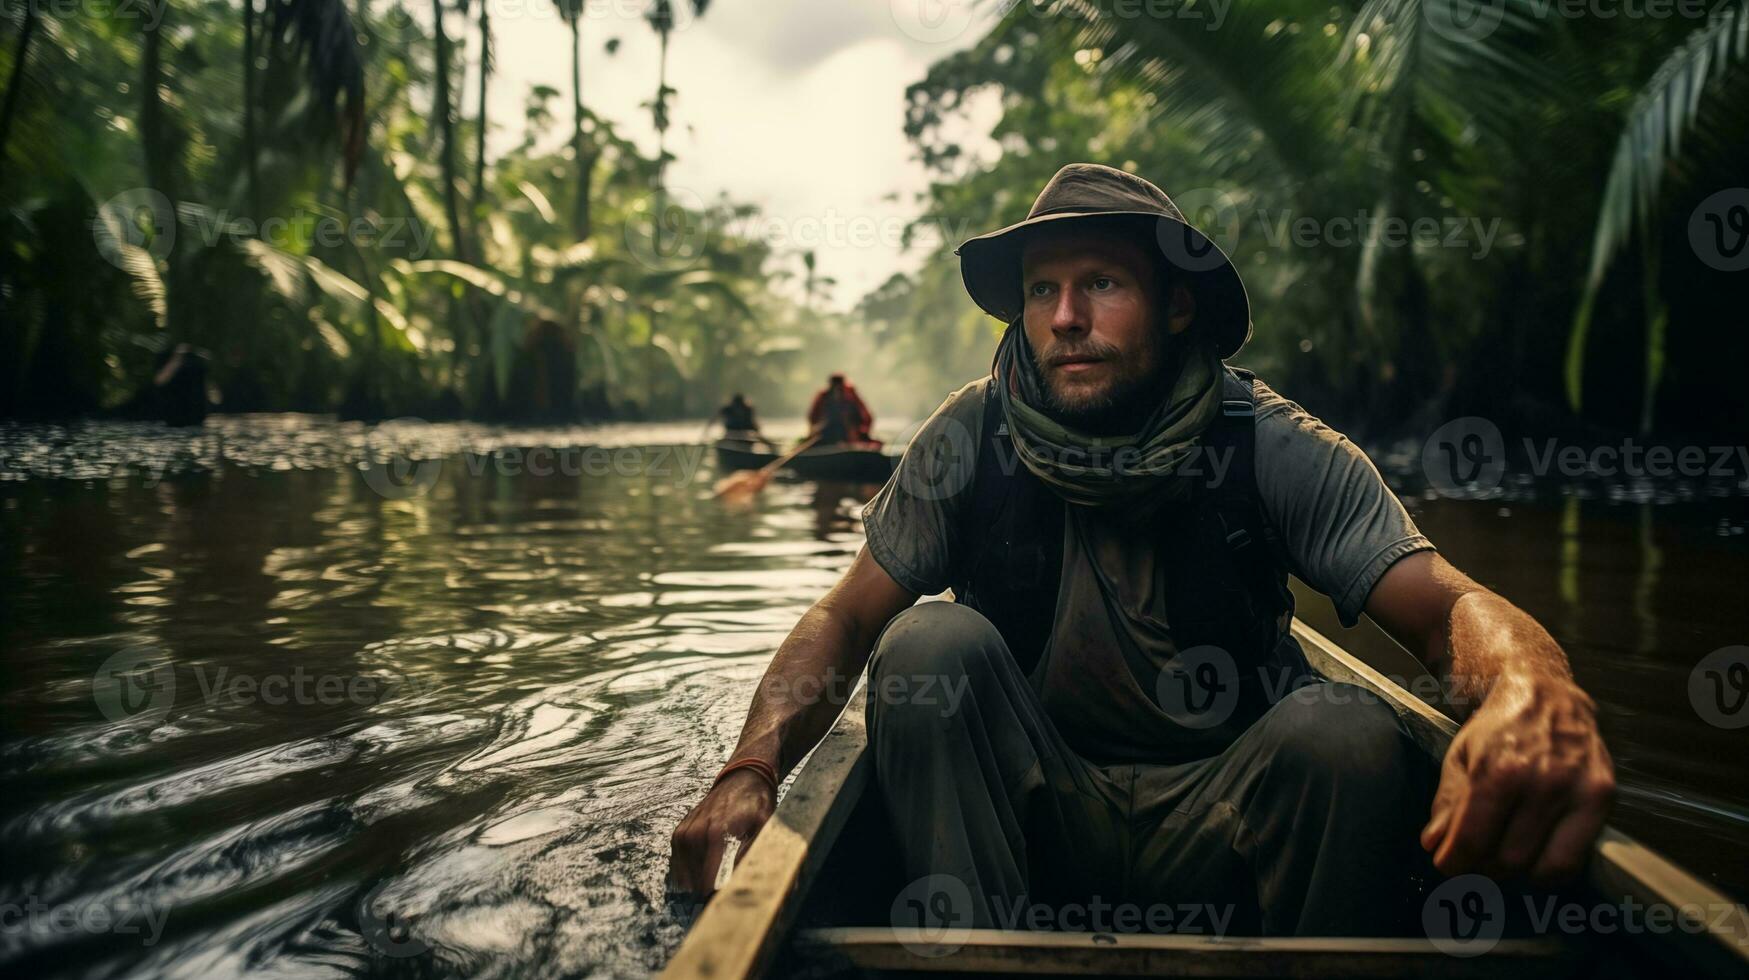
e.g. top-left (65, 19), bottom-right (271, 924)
top-left (805, 373), bottom-right (879, 448)
top-left (715, 392), bottom-right (771, 447)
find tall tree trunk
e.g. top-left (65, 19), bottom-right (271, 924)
top-left (569, 16), bottom-right (591, 241)
top-left (0, 3), bottom-right (40, 161)
top-left (473, 0), bottom-right (490, 221)
top-left (646, 25), bottom-right (670, 413)
top-left (241, 0), bottom-right (261, 216)
top-left (431, 0), bottom-right (464, 262)
top-left (433, 0), bottom-right (494, 413)
top-left (141, 8), bottom-right (181, 337)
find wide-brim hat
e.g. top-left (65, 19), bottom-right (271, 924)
top-left (955, 163), bottom-right (1252, 359)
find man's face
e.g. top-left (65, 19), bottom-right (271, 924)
top-left (1020, 230), bottom-right (1165, 426)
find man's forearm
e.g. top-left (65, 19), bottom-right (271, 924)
top-left (725, 599), bottom-right (883, 777)
top-left (1436, 589), bottom-right (1579, 717)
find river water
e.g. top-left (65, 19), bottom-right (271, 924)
top-left (1, 415), bottom-right (1746, 978)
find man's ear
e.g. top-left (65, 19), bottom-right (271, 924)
top-left (1164, 284), bottom-right (1196, 336)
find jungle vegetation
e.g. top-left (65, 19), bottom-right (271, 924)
top-left (3, 1), bottom-right (1746, 438)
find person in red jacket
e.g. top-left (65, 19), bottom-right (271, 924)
top-left (806, 373), bottom-right (876, 446)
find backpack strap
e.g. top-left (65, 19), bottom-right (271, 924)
top-left (956, 377), bottom-right (1023, 588)
top-left (1202, 367), bottom-right (1295, 623)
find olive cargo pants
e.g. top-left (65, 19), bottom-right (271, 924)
top-left (867, 602), bottom-right (1438, 937)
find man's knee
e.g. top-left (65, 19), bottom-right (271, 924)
top-left (868, 603), bottom-right (1004, 737)
top-left (1262, 683), bottom-right (1412, 788)
top-left (869, 602), bottom-right (1004, 683)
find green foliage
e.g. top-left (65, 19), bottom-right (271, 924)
top-left (882, 0), bottom-right (1748, 435)
top-left (0, 0), bottom-right (827, 421)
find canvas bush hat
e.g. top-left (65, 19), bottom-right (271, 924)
top-left (956, 163), bottom-right (1253, 358)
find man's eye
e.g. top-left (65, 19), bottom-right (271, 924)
top-left (1091, 277), bottom-right (1116, 291)
top-left (1028, 283), bottom-right (1053, 297)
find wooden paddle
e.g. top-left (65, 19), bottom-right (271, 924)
top-left (713, 435), bottom-right (821, 499)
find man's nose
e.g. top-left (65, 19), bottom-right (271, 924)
top-left (1048, 287), bottom-right (1088, 335)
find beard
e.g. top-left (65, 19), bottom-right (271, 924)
top-left (1032, 331), bottom-right (1169, 435)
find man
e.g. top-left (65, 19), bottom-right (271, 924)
top-left (670, 164), bottom-right (1614, 936)
top-left (807, 372), bottom-right (875, 445)
top-left (717, 392), bottom-right (767, 444)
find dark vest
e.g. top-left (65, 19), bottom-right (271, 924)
top-left (950, 368), bottom-right (1308, 683)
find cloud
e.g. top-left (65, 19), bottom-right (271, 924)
top-left (481, 1), bottom-right (994, 308)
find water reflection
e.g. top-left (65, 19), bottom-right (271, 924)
top-left (0, 417), bottom-right (1746, 978)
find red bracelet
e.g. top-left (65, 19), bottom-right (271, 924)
top-left (715, 756), bottom-right (780, 794)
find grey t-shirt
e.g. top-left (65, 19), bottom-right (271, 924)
top-left (861, 374), bottom-right (1435, 761)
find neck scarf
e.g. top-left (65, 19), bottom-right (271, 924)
top-left (992, 321), bottom-right (1223, 507)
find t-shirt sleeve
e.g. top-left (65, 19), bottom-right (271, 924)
top-left (1251, 382), bottom-right (1435, 626)
top-left (859, 380), bottom-right (987, 596)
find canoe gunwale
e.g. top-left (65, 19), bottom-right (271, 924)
top-left (791, 929), bottom-right (1577, 978)
top-left (658, 618), bottom-right (1749, 979)
top-left (657, 679), bottom-right (872, 980)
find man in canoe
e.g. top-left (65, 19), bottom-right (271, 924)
top-left (671, 163), bottom-right (1615, 935)
top-left (807, 372), bottom-right (876, 446)
top-left (717, 392), bottom-right (768, 444)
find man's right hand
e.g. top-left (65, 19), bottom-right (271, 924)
top-left (668, 768), bottom-right (777, 896)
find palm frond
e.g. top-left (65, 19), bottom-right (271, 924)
top-left (268, 0), bottom-right (368, 182)
top-left (90, 204), bottom-right (168, 327)
top-left (1566, 0), bottom-right (1749, 411)
top-left (1064, 0), bottom-right (1344, 186)
top-left (1579, 0), bottom-right (1749, 291)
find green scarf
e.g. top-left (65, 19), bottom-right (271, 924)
top-left (992, 321), bottom-right (1224, 507)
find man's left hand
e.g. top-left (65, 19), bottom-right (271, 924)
top-left (1421, 673), bottom-right (1616, 885)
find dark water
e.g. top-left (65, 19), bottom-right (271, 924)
top-left (1, 416), bottom-right (1746, 978)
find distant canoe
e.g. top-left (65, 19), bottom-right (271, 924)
top-left (714, 438), bottom-right (894, 484)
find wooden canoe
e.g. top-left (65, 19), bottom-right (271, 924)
top-left (660, 618), bottom-right (1749, 979)
top-left (714, 438), bottom-right (895, 484)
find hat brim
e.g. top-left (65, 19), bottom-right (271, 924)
top-left (956, 210), bottom-right (1253, 359)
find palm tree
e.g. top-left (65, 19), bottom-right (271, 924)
top-left (641, 0), bottom-right (711, 413)
top-left (553, 0), bottom-right (593, 239)
top-left (0, 3), bottom-right (38, 161)
top-left (799, 249), bottom-right (835, 315)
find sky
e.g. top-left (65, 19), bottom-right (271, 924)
top-left (473, 0), bottom-right (1005, 310)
